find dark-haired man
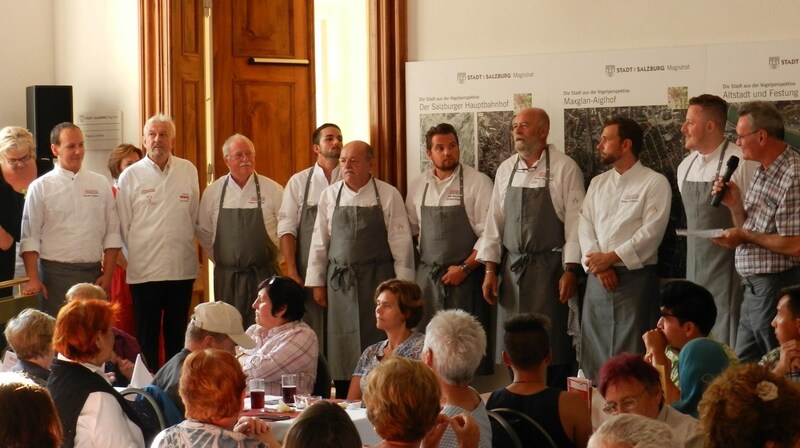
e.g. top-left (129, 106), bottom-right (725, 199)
top-left (487, 313), bottom-right (591, 448)
top-left (642, 280), bottom-right (738, 404)
top-left (278, 123), bottom-right (342, 349)
top-left (405, 123), bottom-right (493, 355)
top-left (21, 122), bottom-right (121, 316)
top-left (478, 107), bottom-right (585, 388)
top-left (578, 117), bottom-right (671, 381)
top-left (759, 285), bottom-right (800, 380)
top-left (678, 94), bottom-right (756, 347)
top-left (712, 101), bottom-right (800, 362)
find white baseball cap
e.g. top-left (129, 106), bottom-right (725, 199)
top-left (191, 301), bottom-right (256, 349)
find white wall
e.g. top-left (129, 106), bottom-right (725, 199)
top-left (53, 0), bottom-right (141, 179)
top-left (0, 0), bottom-right (55, 127)
top-left (408, 0), bottom-right (800, 61)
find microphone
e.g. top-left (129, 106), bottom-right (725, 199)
top-left (710, 156), bottom-right (740, 207)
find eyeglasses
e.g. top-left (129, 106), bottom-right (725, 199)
top-left (227, 151), bottom-right (254, 161)
top-left (3, 153), bottom-right (32, 166)
top-left (735, 129), bottom-right (761, 142)
top-left (602, 388), bottom-right (649, 415)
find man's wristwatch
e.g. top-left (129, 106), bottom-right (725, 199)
top-left (460, 263), bottom-right (473, 275)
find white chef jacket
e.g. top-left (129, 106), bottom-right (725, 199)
top-left (20, 165), bottom-right (121, 262)
top-left (579, 161), bottom-right (672, 270)
top-left (277, 163), bottom-right (341, 237)
top-left (405, 164), bottom-right (493, 252)
top-left (676, 140), bottom-right (756, 199)
top-left (196, 173), bottom-right (284, 261)
top-left (304, 177), bottom-right (415, 286)
top-left (116, 155), bottom-right (199, 284)
top-left (478, 145), bottom-right (585, 265)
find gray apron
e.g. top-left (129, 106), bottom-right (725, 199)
top-left (326, 178), bottom-right (396, 380)
top-left (296, 168), bottom-right (326, 350)
top-left (682, 142), bottom-right (742, 346)
top-left (415, 166), bottom-right (492, 373)
top-left (213, 174), bottom-right (279, 326)
top-left (499, 150), bottom-right (572, 365)
top-left (580, 266), bottom-right (660, 381)
top-left (39, 259), bottom-right (101, 317)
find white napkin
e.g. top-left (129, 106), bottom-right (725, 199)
top-left (129, 353), bottom-right (154, 388)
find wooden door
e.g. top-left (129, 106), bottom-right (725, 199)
top-left (212, 0), bottom-right (315, 185)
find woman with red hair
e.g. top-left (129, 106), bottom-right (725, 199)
top-left (47, 299), bottom-right (145, 448)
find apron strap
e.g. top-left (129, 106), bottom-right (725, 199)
top-left (300, 166), bottom-right (314, 215)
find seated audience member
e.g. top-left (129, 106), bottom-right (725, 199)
top-left (3, 308), bottom-right (55, 386)
top-left (588, 413), bottom-right (680, 448)
top-left (0, 371), bottom-right (62, 448)
top-left (151, 349), bottom-right (279, 448)
top-left (597, 353), bottom-right (701, 448)
top-left (487, 313), bottom-right (590, 448)
top-left (283, 400), bottom-right (362, 448)
top-left (424, 309), bottom-right (491, 448)
top-left (65, 282), bottom-right (141, 384)
top-left (642, 280), bottom-right (738, 404)
top-left (48, 299), bottom-right (146, 447)
top-left (363, 356), bottom-right (479, 448)
top-left (699, 363), bottom-right (800, 448)
top-left (238, 276), bottom-right (318, 395)
top-left (153, 300), bottom-right (255, 416)
top-left (759, 285), bottom-right (800, 379)
top-left (347, 279), bottom-right (425, 400)
top-left (671, 337), bottom-right (729, 418)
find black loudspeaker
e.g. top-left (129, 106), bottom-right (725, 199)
top-left (26, 85), bottom-right (73, 159)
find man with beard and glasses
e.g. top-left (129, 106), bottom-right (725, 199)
top-left (305, 140), bottom-right (414, 396)
top-left (117, 114), bottom-right (199, 369)
top-left (197, 134), bottom-right (284, 326)
top-left (578, 116), bottom-right (671, 381)
top-left (478, 107), bottom-right (585, 388)
top-left (278, 123), bottom-right (342, 349)
top-left (405, 123), bottom-right (493, 372)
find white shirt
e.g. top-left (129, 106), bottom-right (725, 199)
top-left (117, 155), bottom-right (199, 284)
top-left (658, 405), bottom-right (702, 448)
top-left (277, 163), bottom-right (341, 237)
top-left (20, 165), bottom-right (121, 263)
top-left (196, 173), bottom-right (284, 261)
top-left (478, 145), bottom-right (585, 265)
top-left (579, 161), bottom-right (672, 270)
top-left (405, 164), bottom-right (493, 252)
top-left (56, 354), bottom-right (146, 448)
top-left (305, 178), bottom-right (415, 286)
top-left (676, 140), bottom-right (757, 200)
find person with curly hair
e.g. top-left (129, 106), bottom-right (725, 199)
top-left (698, 363), bottom-right (800, 448)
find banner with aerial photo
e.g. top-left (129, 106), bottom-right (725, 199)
top-left (405, 40), bottom-right (800, 278)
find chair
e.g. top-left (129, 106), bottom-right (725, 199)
top-left (487, 410), bottom-right (523, 448)
top-left (140, 384), bottom-right (184, 427)
top-left (312, 352), bottom-right (332, 398)
top-left (121, 387), bottom-right (165, 444)
top-left (490, 408), bottom-right (558, 448)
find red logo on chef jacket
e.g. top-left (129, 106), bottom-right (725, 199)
top-left (180, 193), bottom-right (191, 202)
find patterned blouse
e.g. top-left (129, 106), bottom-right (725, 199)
top-left (151, 419), bottom-right (269, 448)
top-left (353, 331), bottom-right (425, 391)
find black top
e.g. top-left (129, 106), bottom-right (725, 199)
top-left (0, 158), bottom-right (52, 296)
top-left (153, 347), bottom-right (191, 415)
top-left (487, 387), bottom-right (575, 448)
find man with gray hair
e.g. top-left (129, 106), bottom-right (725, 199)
top-left (588, 414), bottom-right (681, 448)
top-left (4, 308), bottom-right (55, 386)
top-left (197, 133), bottom-right (284, 325)
top-left (423, 309), bottom-right (492, 448)
top-left (117, 114), bottom-right (199, 369)
top-left (152, 301), bottom-right (255, 416)
top-left (712, 101), bottom-right (800, 362)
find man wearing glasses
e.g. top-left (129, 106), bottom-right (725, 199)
top-left (478, 107), bottom-right (585, 389)
top-left (596, 353), bottom-right (701, 448)
top-left (20, 122), bottom-right (121, 316)
top-left (711, 101), bottom-right (800, 362)
top-left (197, 133), bottom-right (284, 326)
top-left (677, 94), bottom-right (756, 348)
